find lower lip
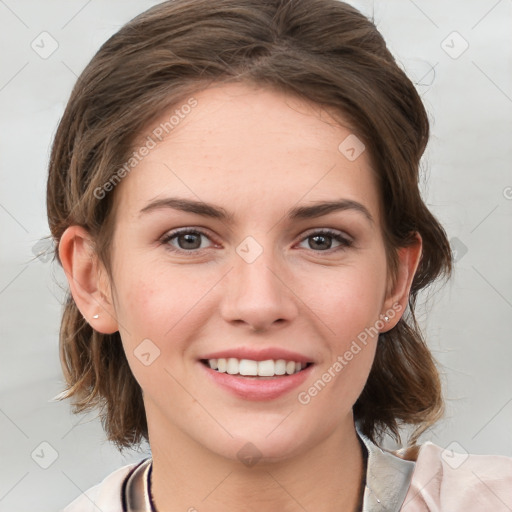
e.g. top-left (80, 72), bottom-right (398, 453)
top-left (198, 361), bottom-right (314, 401)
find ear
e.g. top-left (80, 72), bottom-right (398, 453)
top-left (58, 225), bottom-right (119, 334)
top-left (381, 232), bottom-right (422, 332)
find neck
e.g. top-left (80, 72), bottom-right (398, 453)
top-left (148, 413), bottom-right (365, 512)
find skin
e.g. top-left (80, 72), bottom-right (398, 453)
top-left (59, 82), bottom-right (422, 511)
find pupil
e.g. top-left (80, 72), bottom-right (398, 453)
top-left (181, 233), bottom-right (200, 249)
top-left (311, 235), bottom-right (330, 250)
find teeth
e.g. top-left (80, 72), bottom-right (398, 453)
top-left (227, 358), bottom-right (238, 375)
top-left (239, 359), bottom-right (258, 375)
top-left (206, 358), bottom-right (307, 376)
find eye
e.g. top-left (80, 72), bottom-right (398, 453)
top-left (297, 229), bottom-right (353, 252)
top-left (161, 228), bottom-right (214, 254)
top-left (160, 227), bottom-right (353, 255)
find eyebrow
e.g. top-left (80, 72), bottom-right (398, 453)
top-left (139, 197), bottom-right (374, 225)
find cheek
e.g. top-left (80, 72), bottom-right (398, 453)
top-left (111, 274), bottom-right (190, 392)
top-left (296, 254), bottom-right (386, 404)
top-left (115, 277), bottom-right (183, 342)
top-left (112, 264), bottom-right (213, 357)
top-left (304, 252), bottom-right (388, 340)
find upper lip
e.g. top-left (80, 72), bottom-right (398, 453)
top-left (200, 347), bottom-right (314, 364)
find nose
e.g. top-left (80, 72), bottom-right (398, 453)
top-left (219, 243), bottom-right (298, 333)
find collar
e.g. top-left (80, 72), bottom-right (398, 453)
top-left (122, 456), bottom-right (154, 512)
top-left (123, 424), bottom-right (416, 512)
top-left (355, 423), bottom-right (416, 511)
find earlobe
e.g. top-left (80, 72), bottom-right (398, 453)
top-left (381, 233), bottom-right (423, 332)
top-left (58, 225), bottom-right (119, 334)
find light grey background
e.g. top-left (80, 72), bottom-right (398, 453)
top-left (0, 1), bottom-right (511, 510)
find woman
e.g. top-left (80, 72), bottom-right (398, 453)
top-left (48, 0), bottom-right (512, 510)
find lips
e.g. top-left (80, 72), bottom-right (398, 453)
top-left (197, 347), bottom-right (315, 401)
top-left (199, 361), bottom-right (314, 400)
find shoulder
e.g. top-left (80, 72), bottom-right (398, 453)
top-left (399, 441), bottom-right (512, 511)
top-left (61, 461), bottom-right (140, 512)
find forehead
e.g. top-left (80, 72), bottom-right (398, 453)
top-left (114, 82), bottom-right (381, 225)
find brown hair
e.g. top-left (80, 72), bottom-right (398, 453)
top-left (47, 0), bottom-right (452, 449)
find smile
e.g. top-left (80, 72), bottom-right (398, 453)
top-left (201, 358), bottom-right (312, 377)
top-left (198, 357), bottom-right (315, 401)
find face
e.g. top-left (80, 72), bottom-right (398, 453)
top-left (105, 82), bottom-right (394, 462)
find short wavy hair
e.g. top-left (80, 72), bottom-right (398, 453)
top-left (47, 0), bottom-right (452, 449)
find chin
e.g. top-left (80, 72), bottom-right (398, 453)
top-left (201, 418), bottom-right (320, 466)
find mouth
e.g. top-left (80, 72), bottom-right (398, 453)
top-left (198, 356), bottom-right (315, 401)
top-left (200, 358), bottom-right (314, 379)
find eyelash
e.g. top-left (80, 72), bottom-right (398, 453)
top-left (160, 227), bottom-right (354, 256)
